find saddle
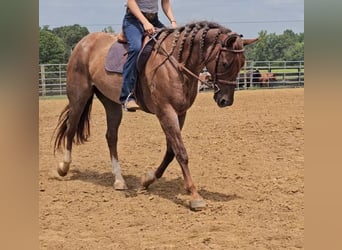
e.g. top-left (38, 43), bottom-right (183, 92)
top-left (105, 32), bottom-right (160, 74)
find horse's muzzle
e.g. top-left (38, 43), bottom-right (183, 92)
top-left (214, 91), bottom-right (234, 107)
top-left (216, 96), bottom-right (234, 107)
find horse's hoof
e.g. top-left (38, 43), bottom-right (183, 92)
top-left (137, 187), bottom-right (148, 194)
top-left (190, 199), bottom-right (206, 211)
top-left (141, 170), bottom-right (156, 188)
top-left (114, 180), bottom-right (128, 190)
top-left (57, 162), bottom-right (70, 177)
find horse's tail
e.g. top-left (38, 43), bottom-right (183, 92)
top-left (53, 94), bottom-right (94, 155)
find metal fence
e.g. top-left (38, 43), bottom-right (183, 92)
top-left (38, 61), bottom-right (304, 96)
top-left (236, 60), bottom-right (304, 90)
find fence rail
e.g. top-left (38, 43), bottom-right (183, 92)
top-left (39, 64), bottom-right (67, 96)
top-left (39, 61), bottom-right (304, 97)
top-left (235, 60), bottom-right (304, 90)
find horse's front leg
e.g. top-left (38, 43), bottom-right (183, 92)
top-left (143, 109), bottom-right (205, 211)
top-left (141, 114), bottom-right (186, 187)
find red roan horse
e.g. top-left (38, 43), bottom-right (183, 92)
top-left (53, 21), bottom-right (257, 210)
top-left (260, 72), bottom-right (277, 87)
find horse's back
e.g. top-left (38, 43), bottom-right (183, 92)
top-left (67, 32), bottom-right (123, 103)
top-left (71, 32), bottom-right (117, 65)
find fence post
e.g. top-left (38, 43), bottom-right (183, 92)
top-left (283, 61), bottom-right (286, 87)
top-left (298, 61), bottom-right (302, 86)
top-left (268, 61), bottom-right (271, 73)
top-left (40, 65), bottom-right (46, 97)
top-left (243, 62), bottom-right (247, 89)
top-left (59, 64), bottom-right (62, 95)
top-left (250, 62), bottom-right (253, 88)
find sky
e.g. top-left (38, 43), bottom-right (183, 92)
top-left (39, 0), bottom-right (304, 38)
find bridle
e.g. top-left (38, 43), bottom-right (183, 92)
top-left (210, 33), bottom-right (245, 93)
top-left (151, 31), bottom-right (244, 92)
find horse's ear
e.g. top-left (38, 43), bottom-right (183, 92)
top-left (242, 38), bottom-right (259, 46)
top-left (225, 36), bottom-right (238, 47)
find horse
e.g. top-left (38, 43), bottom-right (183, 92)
top-left (238, 69), bottom-right (261, 88)
top-left (53, 21), bottom-right (258, 211)
top-left (259, 72), bottom-right (277, 87)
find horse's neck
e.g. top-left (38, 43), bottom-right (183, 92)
top-left (170, 28), bottom-right (221, 75)
top-left (156, 25), bottom-right (225, 86)
top-left (171, 41), bottom-right (206, 77)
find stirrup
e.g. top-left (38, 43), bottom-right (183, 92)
top-left (123, 93), bottom-right (140, 112)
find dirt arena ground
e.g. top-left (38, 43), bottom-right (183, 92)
top-left (39, 88), bottom-right (304, 249)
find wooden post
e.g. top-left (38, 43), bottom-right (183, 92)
top-left (40, 65), bottom-right (46, 97)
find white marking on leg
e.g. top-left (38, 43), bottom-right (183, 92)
top-left (57, 149), bottom-right (71, 176)
top-left (63, 150), bottom-right (72, 164)
top-left (112, 156), bottom-right (123, 179)
top-left (112, 156), bottom-right (127, 190)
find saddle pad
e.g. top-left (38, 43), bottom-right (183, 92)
top-left (105, 32), bottom-right (160, 74)
top-left (105, 42), bottom-right (128, 73)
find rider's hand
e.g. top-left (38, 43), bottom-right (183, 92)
top-left (143, 21), bottom-right (155, 35)
top-left (171, 21), bottom-right (177, 29)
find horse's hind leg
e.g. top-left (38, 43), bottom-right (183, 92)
top-left (95, 89), bottom-right (127, 190)
top-left (55, 67), bottom-right (94, 176)
top-left (57, 92), bottom-right (93, 176)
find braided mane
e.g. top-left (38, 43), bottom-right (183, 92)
top-left (159, 21), bottom-right (232, 64)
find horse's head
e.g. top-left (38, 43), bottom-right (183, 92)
top-left (206, 33), bottom-right (258, 107)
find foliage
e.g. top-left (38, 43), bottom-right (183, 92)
top-left (39, 28), bottom-right (66, 64)
top-left (102, 26), bottom-right (115, 33)
top-left (52, 24), bottom-right (89, 62)
top-left (39, 24), bottom-right (304, 64)
top-left (245, 30), bottom-right (304, 61)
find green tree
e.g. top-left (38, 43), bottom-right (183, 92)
top-left (245, 30), bottom-right (270, 61)
top-left (52, 24), bottom-right (89, 61)
top-left (284, 42), bottom-right (304, 61)
top-left (282, 30), bottom-right (304, 61)
top-left (39, 28), bottom-right (66, 64)
top-left (245, 29), bottom-right (304, 61)
top-left (102, 26), bottom-right (115, 33)
top-left (298, 32), bottom-right (304, 43)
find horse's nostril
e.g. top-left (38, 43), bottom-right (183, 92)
top-left (220, 99), bottom-right (227, 106)
top-left (218, 98), bottom-right (233, 107)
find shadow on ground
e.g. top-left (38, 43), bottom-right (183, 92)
top-left (65, 169), bottom-right (241, 209)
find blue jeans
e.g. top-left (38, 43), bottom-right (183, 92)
top-left (120, 13), bottom-right (164, 103)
